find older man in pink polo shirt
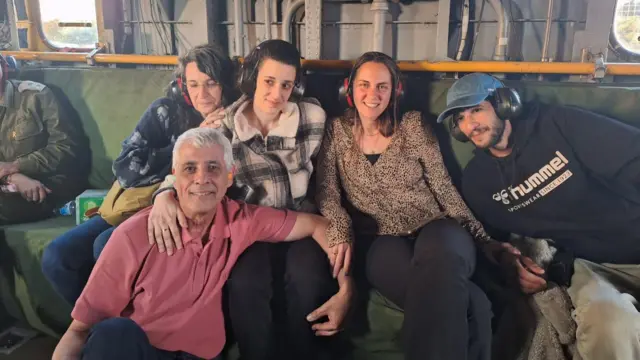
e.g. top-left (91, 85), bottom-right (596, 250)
top-left (52, 127), bottom-right (351, 360)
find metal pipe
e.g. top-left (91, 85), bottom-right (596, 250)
top-left (541, 0), bottom-right (554, 62)
top-left (434, 0), bottom-right (451, 60)
top-left (456, 0), bottom-right (471, 60)
top-left (304, 0), bottom-right (323, 59)
top-left (120, 20), bottom-right (192, 24)
top-left (264, 0), bottom-right (272, 40)
top-left (219, 19), bottom-right (585, 26)
top-left (371, 0), bottom-right (389, 52)
top-left (2, 51), bottom-right (178, 65)
top-left (233, 0), bottom-right (244, 56)
top-left (470, 0), bottom-right (487, 59)
top-left (121, 0), bottom-right (132, 36)
top-left (119, 0), bottom-right (131, 54)
top-left (283, 0), bottom-right (305, 43)
top-left (8, 51), bottom-right (640, 76)
top-left (206, 0), bottom-right (228, 58)
top-left (603, 63), bottom-right (640, 76)
top-left (299, 59), bottom-right (597, 74)
top-left (487, 0), bottom-right (510, 61)
top-left (93, 54), bottom-right (178, 65)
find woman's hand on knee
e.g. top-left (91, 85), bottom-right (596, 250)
top-left (306, 290), bottom-right (351, 336)
top-left (147, 191), bottom-right (186, 255)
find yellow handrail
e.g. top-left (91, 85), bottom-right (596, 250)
top-left (3, 51), bottom-right (88, 63)
top-left (0, 51), bottom-right (179, 65)
top-left (300, 59), bottom-right (600, 74)
top-left (3, 50), bottom-right (640, 75)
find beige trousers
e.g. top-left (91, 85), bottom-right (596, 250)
top-left (568, 259), bottom-right (640, 360)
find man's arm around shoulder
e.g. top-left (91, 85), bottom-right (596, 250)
top-left (284, 213), bottom-right (330, 247)
top-left (241, 204), bottom-right (354, 334)
top-left (242, 203), bottom-right (352, 278)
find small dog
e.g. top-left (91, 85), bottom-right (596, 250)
top-left (508, 234), bottom-right (557, 270)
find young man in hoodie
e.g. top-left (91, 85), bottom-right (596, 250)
top-left (437, 73), bottom-right (640, 360)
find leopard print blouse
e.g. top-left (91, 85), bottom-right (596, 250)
top-left (316, 110), bottom-right (493, 247)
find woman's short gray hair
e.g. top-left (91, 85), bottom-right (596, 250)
top-left (172, 128), bottom-right (234, 171)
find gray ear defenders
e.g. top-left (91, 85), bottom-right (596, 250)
top-left (449, 87), bottom-right (523, 142)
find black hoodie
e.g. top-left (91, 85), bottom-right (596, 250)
top-left (462, 103), bottom-right (640, 264)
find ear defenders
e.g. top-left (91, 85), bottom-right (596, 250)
top-left (449, 87), bottom-right (523, 143)
top-left (170, 77), bottom-right (193, 106)
top-left (238, 51), bottom-right (306, 102)
top-left (338, 73), bottom-right (404, 109)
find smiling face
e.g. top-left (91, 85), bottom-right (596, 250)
top-left (352, 61), bottom-right (393, 123)
top-left (252, 58), bottom-right (297, 115)
top-left (184, 61), bottom-right (223, 116)
top-left (173, 142), bottom-right (233, 218)
top-left (453, 100), bottom-right (506, 149)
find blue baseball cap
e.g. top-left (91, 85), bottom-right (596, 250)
top-left (436, 73), bottom-right (504, 124)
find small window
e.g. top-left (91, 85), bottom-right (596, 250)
top-left (39, 0), bottom-right (99, 49)
top-left (613, 0), bottom-right (640, 55)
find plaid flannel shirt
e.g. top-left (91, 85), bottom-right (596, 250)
top-left (159, 95), bottom-right (326, 212)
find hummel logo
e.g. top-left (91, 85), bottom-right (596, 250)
top-left (492, 189), bottom-right (510, 205)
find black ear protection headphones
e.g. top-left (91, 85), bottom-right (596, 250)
top-left (238, 45), bottom-right (306, 102)
top-left (338, 64), bottom-right (404, 109)
top-left (449, 87), bottom-right (523, 143)
top-left (169, 76), bottom-right (193, 106)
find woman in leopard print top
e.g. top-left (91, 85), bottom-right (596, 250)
top-left (316, 52), bottom-right (494, 360)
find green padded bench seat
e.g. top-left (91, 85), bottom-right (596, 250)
top-left (351, 290), bottom-right (405, 360)
top-left (1, 67), bottom-right (176, 337)
top-left (0, 217), bottom-right (75, 337)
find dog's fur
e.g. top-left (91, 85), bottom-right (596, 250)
top-left (509, 234), bottom-right (557, 270)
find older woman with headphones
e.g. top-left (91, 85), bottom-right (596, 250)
top-left (41, 43), bottom-right (238, 306)
top-left (316, 51), bottom-right (494, 360)
top-left (148, 39), bottom-right (352, 360)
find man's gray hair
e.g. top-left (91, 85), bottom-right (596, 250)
top-left (172, 127), bottom-right (234, 170)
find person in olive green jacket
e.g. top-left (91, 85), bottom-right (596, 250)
top-left (0, 54), bottom-right (89, 224)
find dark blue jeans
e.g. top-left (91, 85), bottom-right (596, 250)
top-left (82, 318), bottom-right (218, 360)
top-left (41, 215), bottom-right (116, 305)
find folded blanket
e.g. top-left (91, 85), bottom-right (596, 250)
top-left (493, 236), bottom-right (580, 360)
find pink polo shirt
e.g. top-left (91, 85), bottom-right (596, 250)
top-left (71, 197), bottom-right (297, 359)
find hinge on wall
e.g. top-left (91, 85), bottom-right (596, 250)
top-left (85, 45), bottom-right (106, 66)
top-left (581, 48), bottom-right (607, 81)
